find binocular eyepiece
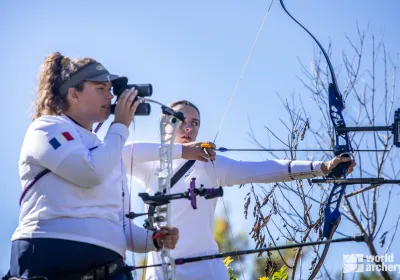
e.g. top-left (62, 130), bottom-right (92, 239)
top-left (110, 78), bottom-right (153, 116)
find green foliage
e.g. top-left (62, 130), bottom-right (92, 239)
top-left (223, 257), bottom-right (238, 280)
top-left (214, 214), bottom-right (248, 278)
top-left (271, 265), bottom-right (289, 280)
top-left (258, 265), bottom-right (288, 280)
top-left (224, 257), bottom-right (289, 280)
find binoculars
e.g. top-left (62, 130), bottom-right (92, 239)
top-left (111, 78), bottom-right (152, 116)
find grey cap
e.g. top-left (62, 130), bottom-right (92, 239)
top-left (58, 62), bottom-right (127, 95)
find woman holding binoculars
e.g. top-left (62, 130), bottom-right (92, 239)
top-left (7, 52), bottom-right (212, 280)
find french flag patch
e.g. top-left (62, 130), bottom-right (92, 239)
top-left (49, 132), bottom-right (74, 150)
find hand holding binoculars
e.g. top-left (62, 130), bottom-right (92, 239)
top-left (111, 78), bottom-right (152, 116)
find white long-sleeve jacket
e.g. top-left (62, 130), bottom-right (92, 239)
top-left (124, 143), bottom-right (325, 280)
top-left (13, 114), bottom-right (183, 258)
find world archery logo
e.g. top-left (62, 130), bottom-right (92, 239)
top-left (343, 254), bottom-right (364, 273)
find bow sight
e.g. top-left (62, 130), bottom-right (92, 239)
top-left (138, 178), bottom-right (224, 209)
top-left (110, 77), bottom-right (153, 116)
top-left (125, 178), bottom-right (224, 227)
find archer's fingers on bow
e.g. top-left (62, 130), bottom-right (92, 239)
top-left (181, 142), bottom-right (216, 162)
top-left (322, 155), bottom-right (355, 176)
top-left (346, 160), bottom-right (356, 175)
top-left (205, 149), bottom-right (216, 161)
top-left (154, 226), bottom-right (180, 250)
top-left (336, 155), bottom-right (357, 176)
top-left (201, 142), bottom-right (216, 157)
top-left (202, 145), bottom-right (216, 161)
top-left (202, 141), bottom-right (216, 150)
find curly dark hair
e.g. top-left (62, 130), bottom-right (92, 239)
top-left (33, 52), bottom-right (98, 119)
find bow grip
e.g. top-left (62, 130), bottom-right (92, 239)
top-left (327, 153), bottom-right (352, 178)
top-left (152, 230), bottom-right (166, 240)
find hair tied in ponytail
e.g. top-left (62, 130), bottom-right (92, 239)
top-left (61, 56), bottom-right (72, 67)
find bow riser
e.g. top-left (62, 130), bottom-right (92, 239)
top-left (328, 84), bottom-right (352, 173)
top-left (156, 112), bottom-right (183, 280)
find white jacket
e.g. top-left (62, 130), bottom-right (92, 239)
top-left (13, 114), bottom-right (183, 258)
top-left (124, 143), bottom-right (324, 280)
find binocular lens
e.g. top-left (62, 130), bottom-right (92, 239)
top-left (110, 103), bottom-right (151, 116)
top-left (125, 84), bottom-right (153, 97)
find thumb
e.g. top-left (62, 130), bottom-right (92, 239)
top-left (340, 157), bottom-right (352, 162)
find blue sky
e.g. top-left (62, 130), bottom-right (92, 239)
top-left (1, 0), bottom-right (400, 279)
